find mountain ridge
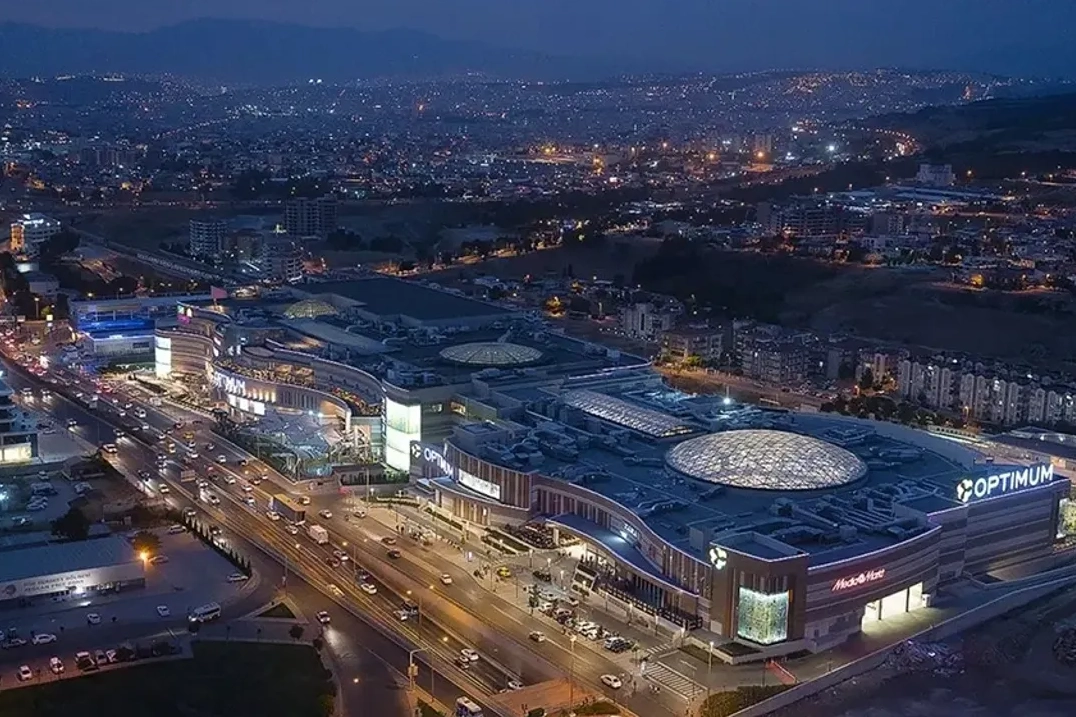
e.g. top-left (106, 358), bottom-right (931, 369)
top-left (0, 19), bottom-right (641, 83)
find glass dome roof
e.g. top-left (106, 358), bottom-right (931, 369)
top-left (665, 429), bottom-right (867, 491)
top-left (439, 342), bottom-right (542, 367)
top-left (283, 299), bottom-right (338, 319)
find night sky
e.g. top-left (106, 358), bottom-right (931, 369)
top-left (3, 0), bottom-right (1074, 76)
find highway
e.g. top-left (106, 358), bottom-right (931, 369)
top-left (5, 354), bottom-right (683, 716)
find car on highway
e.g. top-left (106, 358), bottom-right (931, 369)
top-left (66, 418), bottom-right (78, 428)
top-left (528, 631), bottom-right (546, 643)
top-left (327, 583), bottom-right (344, 598)
top-left (17, 665), bottom-right (32, 682)
top-left (298, 495), bottom-right (311, 505)
top-left (209, 526), bottom-right (222, 537)
top-left (316, 611), bottom-right (331, 625)
top-left (183, 507), bottom-right (197, 518)
top-left (319, 509), bottom-right (333, 520)
top-left (285, 524), bottom-right (299, 535)
top-left (224, 475), bottom-right (237, 485)
top-left (205, 443), bottom-right (216, 451)
top-left (238, 459), bottom-right (249, 467)
top-left (156, 605), bottom-right (170, 618)
top-left (240, 483), bottom-right (253, 493)
top-left (137, 470), bottom-right (151, 481)
top-left (459, 648), bottom-right (480, 663)
top-left (49, 657), bottom-right (64, 674)
top-left (266, 511), bottom-right (281, 521)
top-left (32, 633), bottom-right (56, 645)
top-left (205, 493), bottom-right (220, 505)
top-left (387, 549), bottom-right (401, 559)
top-left (331, 549), bottom-right (349, 562)
top-left (217, 455), bottom-right (227, 464)
top-left (380, 536), bottom-right (397, 545)
top-left (439, 573), bottom-right (453, 585)
top-left (226, 572), bottom-right (249, 583)
top-left (600, 674), bottom-right (623, 689)
top-left (326, 557), bottom-right (341, 568)
top-left (394, 609), bottom-right (409, 621)
top-left (455, 656), bottom-right (471, 669)
top-left (149, 555), bottom-right (169, 565)
top-left (507, 679), bottom-right (523, 691)
top-left (86, 613), bottom-right (101, 625)
top-left (244, 496), bottom-right (256, 507)
top-left (359, 582), bottom-right (377, 595)
top-left (101, 443), bottom-right (118, 454)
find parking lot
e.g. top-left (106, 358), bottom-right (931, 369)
top-left (0, 527), bottom-right (253, 683)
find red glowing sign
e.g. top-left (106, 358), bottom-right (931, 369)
top-left (831, 568), bottom-right (886, 592)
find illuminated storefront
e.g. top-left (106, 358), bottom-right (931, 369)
top-left (384, 398), bottom-right (421, 471)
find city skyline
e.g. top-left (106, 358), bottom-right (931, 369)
top-left (1, 1), bottom-right (1075, 78)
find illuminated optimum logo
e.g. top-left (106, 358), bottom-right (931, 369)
top-left (709, 546), bottom-right (728, 570)
top-left (956, 464), bottom-right (1055, 503)
top-left (832, 568), bottom-right (886, 592)
top-left (422, 446), bottom-right (453, 477)
top-left (411, 443), bottom-right (423, 460)
top-left (210, 371), bottom-right (247, 397)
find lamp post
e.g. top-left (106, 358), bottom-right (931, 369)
top-left (569, 634), bottom-right (577, 711)
top-left (407, 648), bottom-right (424, 692)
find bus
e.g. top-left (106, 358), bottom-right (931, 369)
top-left (455, 697), bottom-right (483, 717)
top-left (188, 602), bottom-right (222, 623)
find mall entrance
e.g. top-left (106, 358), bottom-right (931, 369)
top-left (861, 582), bottom-right (925, 626)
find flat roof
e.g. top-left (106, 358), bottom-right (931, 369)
top-left (449, 399), bottom-right (995, 566)
top-left (0, 535), bottom-right (139, 583)
top-left (302, 278), bottom-right (514, 322)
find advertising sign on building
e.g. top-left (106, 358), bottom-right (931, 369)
top-left (956, 463), bottom-right (1055, 503)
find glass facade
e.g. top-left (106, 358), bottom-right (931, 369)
top-left (736, 587), bottom-right (790, 645)
top-left (384, 398), bottom-right (421, 471)
top-left (154, 335), bottom-right (172, 378)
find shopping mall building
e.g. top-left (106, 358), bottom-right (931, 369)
top-left (152, 278), bottom-right (1072, 658)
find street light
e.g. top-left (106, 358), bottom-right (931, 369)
top-left (407, 648), bottom-right (424, 692)
top-left (569, 634), bottom-right (577, 711)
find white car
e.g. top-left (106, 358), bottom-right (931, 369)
top-left (244, 496), bottom-right (256, 507)
top-left (17, 665), bottom-right (32, 682)
top-left (285, 524), bottom-right (299, 535)
top-left (156, 605), bottom-right (170, 617)
top-left (332, 549), bottom-right (349, 562)
top-left (460, 648), bottom-right (479, 663)
top-left (227, 572), bottom-right (249, 583)
top-left (507, 679), bottom-right (524, 691)
top-left (528, 631), bottom-right (546, 643)
top-left (217, 455), bottom-right (227, 464)
top-left (439, 573), bottom-right (453, 585)
top-left (318, 509), bottom-right (333, 520)
top-left (49, 657), bottom-right (64, 674)
top-left (31, 633), bottom-right (57, 645)
top-left (224, 475), bottom-right (236, 485)
top-left (241, 483), bottom-right (253, 493)
top-left (359, 582), bottom-right (377, 595)
top-left (395, 610), bottom-right (410, 622)
top-left (600, 674), bottom-right (623, 689)
top-left (86, 613), bottom-right (101, 625)
top-left (66, 418), bottom-right (78, 428)
top-left (316, 611), bottom-right (331, 625)
top-left (266, 511), bottom-right (281, 521)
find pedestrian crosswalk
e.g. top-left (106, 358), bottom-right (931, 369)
top-left (642, 660), bottom-right (703, 698)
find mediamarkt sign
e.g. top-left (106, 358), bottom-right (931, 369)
top-left (956, 463), bottom-right (1055, 503)
top-left (832, 568), bottom-right (886, 592)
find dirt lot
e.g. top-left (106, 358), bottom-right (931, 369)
top-left (776, 589), bottom-right (1076, 717)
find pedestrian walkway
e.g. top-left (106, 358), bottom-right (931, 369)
top-left (642, 659), bottom-right (703, 698)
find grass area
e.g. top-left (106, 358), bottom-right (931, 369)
top-left (680, 642), bottom-right (717, 665)
top-left (0, 642), bottom-right (335, 717)
top-left (257, 602), bottom-right (297, 619)
top-left (417, 701), bottom-right (445, 717)
top-left (697, 685), bottom-right (791, 717)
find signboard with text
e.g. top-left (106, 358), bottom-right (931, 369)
top-left (956, 463), bottom-right (1055, 503)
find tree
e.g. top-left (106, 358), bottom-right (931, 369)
top-left (51, 507), bottom-right (90, 541)
top-left (858, 367), bottom-right (875, 391)
top-left (131, 531), bottom-right (161, 556)
top-left (289, 624), bottom-right (304, 641)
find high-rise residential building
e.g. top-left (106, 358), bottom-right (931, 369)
top-left (9, 213), bottom-right (61, 257)
top-left (283, 196), bottom-right (337, 238)
top-left (0, 377), bottom-right (38, 464)
top-left (915, 164), bottom-right (955, 187)
top-left (258, 229), bottom-right (305, 284)
top-left (189, 219), bottom-right (227, 257)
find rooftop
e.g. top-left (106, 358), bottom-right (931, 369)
top-left (299, 278), bottom-right (514, 323)
top-left (0, 535), bottom-right (140, 584)
top-left (448, 390), bottom-right (1020, 567)
top-left (440, 342), bottom-right (543, 367)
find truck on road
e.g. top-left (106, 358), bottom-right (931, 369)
top-left (307, 524), bottom-right (329, 545)
top-left (270, 494), bottom-right (307, 524)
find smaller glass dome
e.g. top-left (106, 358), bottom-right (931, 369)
top-left (440, 342), bottom-right (542, 367)
top-left (284, 299), bottom-right (338, 319)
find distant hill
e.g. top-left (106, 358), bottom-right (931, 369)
top-left (0, 19), bottom-right (628, 83)
top-left (866, 92), bottom-right (1076, 153)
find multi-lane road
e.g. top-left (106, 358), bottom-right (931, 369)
top-left (4, 355), bottom-right (682, 716)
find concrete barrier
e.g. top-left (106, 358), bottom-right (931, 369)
top-left (726, 572), bottom-right (1076, 717)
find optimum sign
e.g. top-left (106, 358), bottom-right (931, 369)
top-left (956, 463), bottom-right (1055, 504)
